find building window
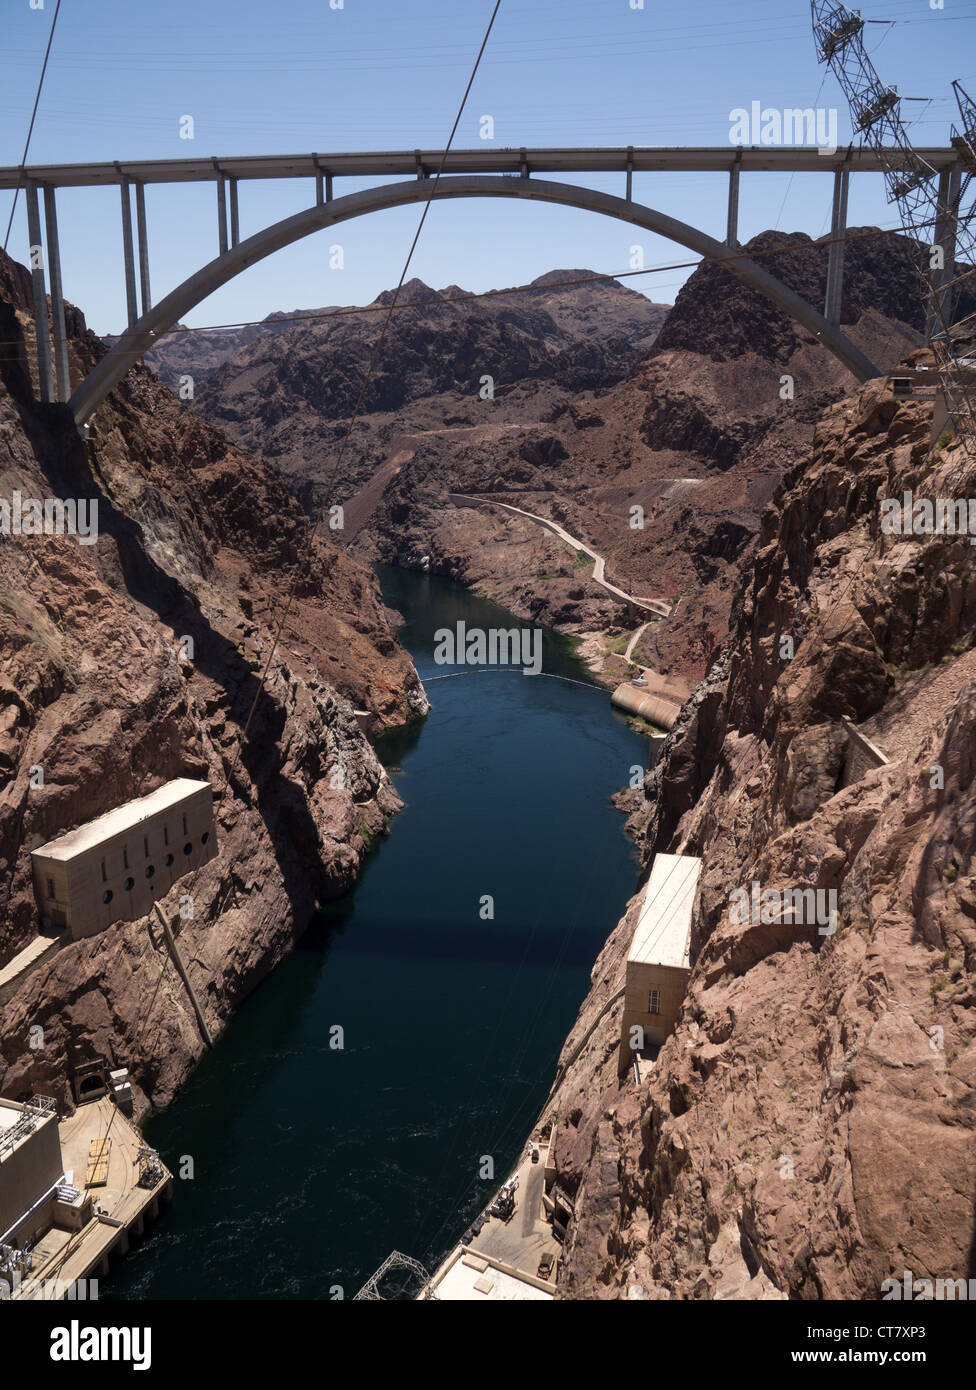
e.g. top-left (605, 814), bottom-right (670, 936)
top-left (164, 825), bottom-right (169, 846)
top-left (46, 877), bottom-right (55, 899)
top-left (648, 988), bottom-right (662, 1016)
top-left (201, 831), bottom-right (210, 845)
top-left (184, 842), bottom-right (193, 855)
top-left (103, 890), bottom-right (113, 905)
top-left (101, 858), bottom-right (107, 883)
top-left (124, 876), bottom-right (135, 892)
top-left (123, 846), bottom-right (129, 870)
top-left (146, 864), bottom-right (155, 879)
top-left (165, 853), bottom-right (174, 867)
top-left (144, 835), bottom-right (149, 858)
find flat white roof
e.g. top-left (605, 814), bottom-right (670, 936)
top-left (628, 853), bottom-right (701, 969)
top-left (433, 1253), bottom-right (554, 1301)
top-left (0, 1101), bottom-right (24, 1133)
top-left (32, 779), bottom-right (212, 863)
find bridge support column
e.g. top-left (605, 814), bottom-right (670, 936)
top-left (135, 181), bottom-right (152, 315)
top-left (726, 163), bottom-right (740, 248)
top-left (927, 164), bottom-right (962, 345)
top-left (824, 168), bottom-right (849, 327)
top-left (42, 186), bottom-right (70, 402)
top-left (216, 173), bottom-right (229, 255)
top-left (25, 181), bottom-right (54, 404)
top-left (229, 177), bottom-right (240, 248)
top-left (118, 175), bottom-right (138, 331)
top-left (313, 158), bottom-right (334, 206)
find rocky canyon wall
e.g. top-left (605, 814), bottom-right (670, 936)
top-left (546, 374), bottom-right (976, 1299)
top-left (0, 249), bottom-right (427, 1116)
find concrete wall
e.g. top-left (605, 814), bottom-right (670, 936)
top-left (840, 718), bottom-right (890, 789)
top-left (618, 961), bottom-right (690, 1070)
top-left (0, 1110), bottom-right (63, 1243)
top-left (0, 934), bottom-right (63, 1008)
top-left (32, 785), bottom-right (217, 939)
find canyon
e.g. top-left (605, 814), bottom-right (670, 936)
top-left (2, 216), bottom-right (974, 1302)
top-left (162, 228), bottom-right (937, 686)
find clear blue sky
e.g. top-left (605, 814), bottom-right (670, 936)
top-left (3, 0), bottom-right (975, 335)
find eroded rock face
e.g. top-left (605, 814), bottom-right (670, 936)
top-left (545, 379), bottom-right (976, 1300)
top-left (0, 249), bottom-right (427, 1114)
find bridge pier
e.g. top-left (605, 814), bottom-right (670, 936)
top-left (927, 165), bottom-right (962, 344)
top-left (726, 159), bottom-right (741, 248)
top-left (314, 169), bottom-right (334, 205)
top-left (824, 168), bottom-right (850, 326)
top-left (118, 174), bottom-right (139, 331)
top-left (24, 181), bottom-right (54, 404)
top-left (216, 171), bottom-right (229, 255)
top-left (229, 177), bottom-right (240, 248)
top-left (42, 186), bottom-right (71, 402)
top-left (135, 181), bottom-right (152, 315)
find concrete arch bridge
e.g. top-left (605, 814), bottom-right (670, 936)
top-left (0, 144), bottom-right (963, 425)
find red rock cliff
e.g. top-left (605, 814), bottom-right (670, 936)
top-left (0, 249), bottom-right (427, 1114)
top-left (546, 372), bottom-right (976, 1300)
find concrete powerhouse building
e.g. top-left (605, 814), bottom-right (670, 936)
top-left (0, 1097), bottom-right (65, 1249)
top-left (618, 852), bottom-right (702, 1071)
top-left (31, 779), bottom-right (216, 939)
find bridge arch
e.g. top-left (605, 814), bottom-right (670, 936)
top-left (69, 175), bottom-right (881, 425)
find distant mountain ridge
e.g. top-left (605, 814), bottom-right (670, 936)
top-left (133, 270), bottom-right (669, 402)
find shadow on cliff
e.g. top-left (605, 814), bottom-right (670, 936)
top-left (24, 399), bottom-right (337, 938)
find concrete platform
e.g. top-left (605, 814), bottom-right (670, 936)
top-left (13, 1098), bottom-right (171, 1299)
top-left (427, 1145), bottom-right (560, 1300)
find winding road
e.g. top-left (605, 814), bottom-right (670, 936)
top-left (448, 493), bottom-right (672, 618)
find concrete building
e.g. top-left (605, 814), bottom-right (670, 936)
top-left (0, 1097), bottom-right (64, 1249)
top-left (31, 779), bottom-right (216, 939)
top-left (618, 852), bottom-right (702, 1072)
top-left (1, 1093), bottom-right (173, 1298)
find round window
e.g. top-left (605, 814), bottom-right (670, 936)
top-left (102, 890), bottom-right (113, 905)
top-left (184, 842), bottom-right (193, 855)
top-left (124, 877), bottom-right (134, 892)
top-left (165, 853), bottom-right (174, 867)
top-left (146, 864), bottom-right (155, 879)
top-left (201, 831), bottom-right (210, 845)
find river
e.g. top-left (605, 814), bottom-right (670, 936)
top-left (105, 565), bottom-right (644, 1300)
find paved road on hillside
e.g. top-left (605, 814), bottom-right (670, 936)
top-left (449, 493), bottom-right (672, 617)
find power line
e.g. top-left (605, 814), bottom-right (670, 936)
top-left (227, 2), bottom-right (503, 778)
top-left (2, 0), bottom-right (63, 256)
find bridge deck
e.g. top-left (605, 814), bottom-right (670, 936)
top-left (0, 145), bottom-right (959, 190)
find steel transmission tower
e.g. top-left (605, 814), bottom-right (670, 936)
top-left (352, 1250), bottom-right (437, 1300)
top-left (810, 2), bottom-right (976, 456)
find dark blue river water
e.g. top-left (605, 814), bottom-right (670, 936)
top-left (105, 565), bottom-right (643, 1300)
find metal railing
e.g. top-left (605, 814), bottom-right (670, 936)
top-left (0, 1095), bottom-right (56, 1162)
